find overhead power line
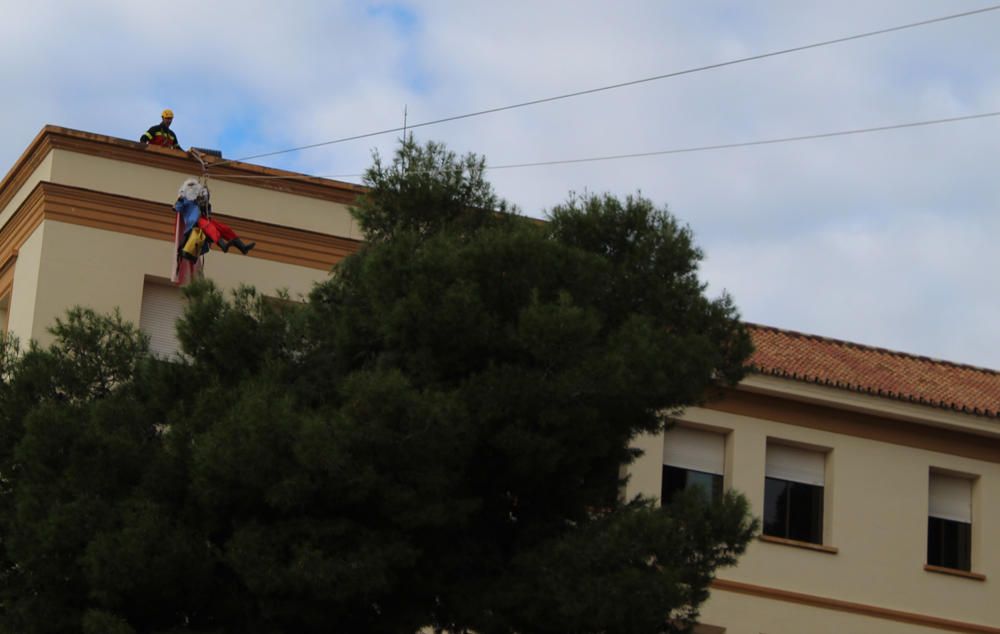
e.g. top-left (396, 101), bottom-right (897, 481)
top-left (209, 110), bottom-right (1000, 181)
top-left (209, 4), bottom-right (1000, 168)
top-left (483, 111), bottom-right (1000, 171)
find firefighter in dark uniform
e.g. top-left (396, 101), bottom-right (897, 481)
top-left (140, 109), bottom-right (180, 148)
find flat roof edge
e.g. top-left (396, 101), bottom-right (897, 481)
top-left (0, 125), bottom-right (369, 208)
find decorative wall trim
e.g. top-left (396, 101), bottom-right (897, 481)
top-left (0, 131), bottom-right (47, 216)
top-left (757, 534), bottom-right (838, 554)
top-left (0, 187), bottom-right (45, 285)
top-left (708, 389), bottom-right (1000, 463)
top-left (712, 578), bottom-right (1000, 633)
top-left (0, 252), bottom-right (15, 311)
top-left (924, 564), bottom-right (986, 581)
top-left (740, 374), bottom-right (1000, 437)
top-left (2, 182), bottom-right (363, 273)
top-left (1, 126), bottom-right (368, 213)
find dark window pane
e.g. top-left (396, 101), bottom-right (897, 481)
top-left (686, 470), bottom-right (722, 503)
top-left (662, 466), bottom-right (722, 506)
top-left (787, 481), bottom-right (823, 543)
top-left (763, 478), bottom-right (789, 537)
top-left (763, 477), bottom-right (823, 544)
top-left (662, 465), bottom-right (686, 505)
top-left (928, 517), bottom-right (972, 571)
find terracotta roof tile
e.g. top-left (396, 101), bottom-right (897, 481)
top-left (747, 324), bottom-right (1000, 419)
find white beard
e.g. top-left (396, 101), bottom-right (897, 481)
top-left (178, 178), bottom-right (207, 202)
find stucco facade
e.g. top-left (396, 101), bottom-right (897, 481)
top-left (0, 126), bottom-right (364, 348)
top-left (629, 361), bottom-right (1000, 633)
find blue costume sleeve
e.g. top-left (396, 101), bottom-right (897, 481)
top-left (174, 199), bottom-right (202, 234)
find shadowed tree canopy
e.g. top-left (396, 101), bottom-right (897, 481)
top-left (0, 139), bottom-right (756, 634)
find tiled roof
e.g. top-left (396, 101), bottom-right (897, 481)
top-left (747, 324), bottom-right (1000, 419)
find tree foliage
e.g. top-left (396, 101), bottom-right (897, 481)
top-left (0, 140), bottom-right (756, 633)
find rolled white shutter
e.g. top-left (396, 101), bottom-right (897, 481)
top-left (766, 444), bottom-right (825, 486)
top-left (663, 426), bottom-right (725, 475)
top-left (139, 282), bottom-right (184, 358)
top-left (929, 474), bottom-right (972, 523)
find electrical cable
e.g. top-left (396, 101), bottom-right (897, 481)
top-left (483, 110), bottom-right (1000, 171)
top-left (207, 110), bottom-right (1000, 181)
top-left (207, 3), bottom-right (1000, 169)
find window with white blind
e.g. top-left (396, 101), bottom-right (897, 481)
top-left (661, 426), bottom-right (725, 505)
top-left (763, 442), bottom-right (826, 544)
top-left (928, 472), bottom-right (973, 571)
top-left (139, 281), bottom-right (184, 358)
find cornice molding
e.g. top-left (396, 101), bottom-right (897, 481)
top-left (0, 253), bottom-right (15, 301)
top-left (0, 128), bottom-right (53, 217)
top-left (1, 126), bottom-right (369, 211)
top-left (739, 374), bottom-right (1000, 438)
top-left (3, 181), bottom-right (363, 272)
top-left (0, 185), bottom-right (45, 284)
top-left (700, 389), bottom-right (1000, 463)
top-left (712, 578), bottom-right (1000, 633)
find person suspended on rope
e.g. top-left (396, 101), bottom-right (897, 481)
top-left (174, 179), bottom-right (256, 259)
top-left (140, 109), bottom-right (180, 148)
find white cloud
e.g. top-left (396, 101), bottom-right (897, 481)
top-left (1, 0), bottom-right (998, 366)
top-left (701, 212), bottom-right (1000, 367)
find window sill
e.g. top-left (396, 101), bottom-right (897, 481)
top-left (759, 534), bottom-right (838, 554)
top-left (924, 564), bottom-right (986, 581)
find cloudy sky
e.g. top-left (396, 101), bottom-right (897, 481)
top-left (2, 0), bottom-right (999, 368)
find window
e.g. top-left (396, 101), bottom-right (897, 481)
top-left (139, 280), bottom-right (184, 358)
top-left (928, 472), bottom-right (972, 571)
top-left (763, 443), bottom-right (825, 544)
top-left (661, 426), bottom-right (725, 505)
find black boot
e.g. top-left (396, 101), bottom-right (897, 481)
top-left (216, 238), bottom-right (230, 253)
top-left (232, 238), bottom-right (256, 255)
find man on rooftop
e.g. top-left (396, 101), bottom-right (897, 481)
top-left (140, 109), bottom-right (180, 149)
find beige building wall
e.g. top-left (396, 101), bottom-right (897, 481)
top-left (47, 149), bottom-right (360, 238)
top-left (628, 394), bottom-right (1000, 633)
top-left (13, 220), bottom-right (333, 348)
top-left (0, 132), bottom-right (362, 346)
top-left (698, 589), bottom-right (964, 634)
top-left (6, 224), bottom-right (45, 342)
top-left (0, 152), bottom-right (53, 230)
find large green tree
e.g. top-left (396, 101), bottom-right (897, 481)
top-left (0, 138), bottom-right (756, 634)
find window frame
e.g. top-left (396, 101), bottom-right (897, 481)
top-left (927, 469), bottom-right (977, 574)
top-left (138, 277), bottom-right (185, 359)
top-left (662, 464), bottom-right (724, 506)
top-left (660, 424), bottom-right (727, 506)
top-left (762, 441), bottom-right (828, 546)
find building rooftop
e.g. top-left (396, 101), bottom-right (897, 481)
top-left (748, 324), bottom-right (1000, 418)
top-left (1, 125), bottom-right (367, 209)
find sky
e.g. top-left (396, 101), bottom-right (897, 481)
top-left (2, 0), bottom-right (999, 368)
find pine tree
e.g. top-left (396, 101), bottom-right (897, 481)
top-left (0, 139), bottom-right (756, 634)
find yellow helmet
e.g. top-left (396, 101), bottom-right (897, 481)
top-left (162, 108), bottom-right (174, 119)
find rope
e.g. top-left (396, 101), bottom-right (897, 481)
top-left (189, 149), bottom-right (210, 187)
